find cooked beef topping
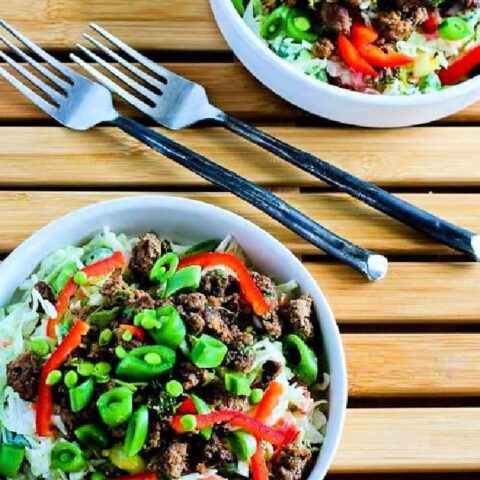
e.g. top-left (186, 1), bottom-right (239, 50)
top-left (375, 10), bottom-right (415, 42)
top-left (33, 281), bottom-right (56, 309)
top-left (199, 271), bottom-right (240, 298)
top-left (177, 361), bottom-right (212, 391)
top-left (129, 233), bottom-right (164, 282)
top-left (286, 295), bottom-right (314, 340)
top-left (312, 38), bottom-right (335, 59)
top-left (270, 443), bottom-right (313, 480)
top-left (319, 3), bottom-right (352, 35)
top-left (194, 427), bottom-right (236, 470)
top-left (258, 360), bottom-right (282, 389)
top-left (223, 344), bottom-right (255, 372)
top-left (148, 440), bottom-right (190, 478)
top-left (6, 351), bottom-right (43, 401)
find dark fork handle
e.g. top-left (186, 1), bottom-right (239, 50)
top-left (112, 114), bottom-right (387, 281)
top-left (217, 113), bottom-right (480, 261)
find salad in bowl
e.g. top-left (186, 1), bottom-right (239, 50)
top-left (0, 215), bottom-right (335, 480)
top-left (234, 0), bottom-right (480, 95)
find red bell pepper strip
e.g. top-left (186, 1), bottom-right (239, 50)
top-left (46, 251), bottom-right (126, 338)
top-left (337, 34), bottom-right (378, 77)
top-left (254, 381), bottom-right (284, 424)
top-left (439, 45), bottom-right (480, 85)
top-left (36, 320), bottom-right (89, 436)
top-left (107, 474), bottom-right (157, 480)
top-left (178, 252), bottom-right (270, 316)
top-left (351, 24), bottom-right (413, 68)
top-left (273, 419), bottom-right (299, 448)
top-left (251, 444), bottom-right (269, 480)
top-left (119, 324), bottom-right (146, 341)
top-left (422, 10), bottom-right (439, 34)
top-left (177, 397), bottom-right (197, 414)
top-left (171, 411), bottom-right (285, 446)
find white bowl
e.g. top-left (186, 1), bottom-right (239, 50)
top-left (210, 0), bottom-right (480, 127)
top-left (0, 195), bottom-right (347, 480)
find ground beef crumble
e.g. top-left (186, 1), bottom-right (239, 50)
top-left (270, 443), bottom-right (313, 480)
top-left (129, 232), bottom-right (164, 282)
top-left (6, 351), bottom-right (43, 401)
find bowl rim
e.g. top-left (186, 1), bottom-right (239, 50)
top-left (0, 195), bottom-right (348, 480)
top-left (217, 0), bottom-right (480, 106)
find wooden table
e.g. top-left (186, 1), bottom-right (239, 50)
top-left (1, 1), bottom-right (480, 478)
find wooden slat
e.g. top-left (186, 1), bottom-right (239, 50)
top-left (0, 191), bottom-right (478, 256)
top-left (334, 408), bottom-right (480, 473)
top-left (344, 334), bottom-right (480, 397)
top-left (0, 1), bottom-right (225, 51)
top-left (0, 62), bottom-right (478, 123)
top-left (0, 127), bottom-right (479, 187)
top-left (309, 262), bottom-right (480, 323)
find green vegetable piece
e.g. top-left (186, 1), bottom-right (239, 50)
top-left (77, 361), bottom-right (95, 377)
top-left (64, 370), bottom-right (79, 389)
top-left (115, 345), bottom-right (176, 381)
top-left (99, 328), bottom-right (113, 346)
top-left (150, 252), bottom-right (179, 283)
top-left (0, 444), bottom-right (25, 477)
top-left (260, 5), bottom-right (290, 40)
top-left (51, 441), bottom-right (86, 473)
top-left (94, 361), bottom-right (112, 376)
top-left (91, 473), bottom-right (106, 480)
top-left (144, 352), bottom-right (161, 365)
top-left (115, 345), bottom-right (128, 359)
top-left (122, 330), bottom-right (133, 342)
top-left (134, 309), bottom-right (158, 328)
top-left (30, 338), bottom-right (50, 357)
top-left (69, 378), bottom-right (94, 413)
top-left (224, 372), bottom-right (252, 396)
top-left (149, 306), bottom-right (186, 349)
top-left (46, 369), bottom-right (62, 386)
top-left (283, 334), bottom-right (318, 386)
top-left (109, 443), bottom-right (146, 475)
top-left (250, 388), bottom-right (264, 405)
top-left (183, 239), bottom-right (220, 256)
top-left (229, 430), bottom-right (257, 461)
top-left (74, 423), bottom-right (110, 449)
top-left (285, 10), bottom-right (317, 43)
top-left (438, 16), bottom-right (473, 41)
top-left (74, 271), bottom-right (88, 286)
top-left (191, 393), bottom-right (212, 440)
top-left (89, 307), bottom-right (120, 328)
top-left (180, 414), bottom-right (197, 432)
top-left (190, 334), bottom-right (227, 368)
top-left (232, 0), bottom-right (246, 15)
top-left (124, 405), bottom-right (149, 457)
top-left (53, 262), bottom-right (78, 293)
top-left (165, 380), bottom-right (183, 397)
top-left (97, 387), bottom-right (133, 427)
top-left (164, 266), bottom-right (202, 298)
top-left (420, 73), bottom-right (442, 92)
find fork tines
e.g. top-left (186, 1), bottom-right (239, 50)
top-left (71, 23), bottom-right (177, 115)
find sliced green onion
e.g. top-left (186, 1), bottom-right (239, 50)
top-left (229, 430), bottom-right (257, 461)
top-left (438, 16), bottom-right (473, 41)
top-left (150, 252), bottom-right (179, 283)
top-left (0, 444), bottom-right (25, 477)
top-left (149, 306), bottom-right (186, 349)
top-left (224, 372), bottom-right (252, 396)
top-left (164, 265), bottom-right (202, 298)
top-left (144, 352), bottom-right (162, 365)
top-left (293, 16), bottom-right (310, 32)
top-left (283, 334), bottom-right (318, 386)
top-left (109, 443), bottom-right (146, 474)
top-left (46, 369), bottom-right (62, 386)
top-left (29, 338), bottom-right (50, 357)
top-left (122, 330), bottom-right (133, 342)
top-left (115, 345), bottom-right (128, 359)
top-left (124, 405), bottom-right (149, 457)
top-left (134, 309), bottom-right (158, 328)
top-left (99, 328), bottom-right (113, 346)
top-left (180, 414), bottom-right (197, 432)
top-left (190, 334), bottom-right (228, 368)
top-left (165, 380), bottom-right (183, 397)
top-left (50, 441), bottom-right (86, 473)
top-left (183, 239), bottom-right (220, 256)
top-left (97, 387), bottom-right (133, 427)
top-left (249, 388), bottom-right (264, 405)
top-left (77, 361), bottom-right (95, 377)
top-left (94, 361), bottom-right (112, 376)
top-left (260, 5), bottom-right (290, 40)
top-left (232, 0), bottom-right (246, 16)
top-left (69, 378), bottom-right (94, 413)
top-left (52, 262), bottom-right (78, 293)
top-left (73, 271), bottom-right (88, 286)
top-left (64, 370), bottom-right (79, 389)
top-left (191, 393), bottom-right (212, 440)
top-left (74, 423), bottom-right (110, 449)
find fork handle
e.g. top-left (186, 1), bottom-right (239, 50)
top-left (112, 114), bottom-right (387, 280)
top-left (217, 112), bottom-right (480, 261)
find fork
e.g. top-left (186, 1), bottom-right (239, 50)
top-left (71, 23), bottom-right (480, 261)
top-left (0, 20), bottom-right (388, 281)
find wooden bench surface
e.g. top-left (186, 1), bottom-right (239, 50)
top-left (1, 1), bottom-right (479, 477)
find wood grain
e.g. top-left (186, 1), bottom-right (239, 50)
top-left (334, 408), bottom-right (480, 473)
top-left (309, 262), bottom-right (480, 323)
top-left (0, 191), bottom-right (478, 256)
top-left (344, 334), bottom-right (480, 397)
top-left (0, 1), bottom-right (225, 51)
top-left (0, 127), bottom-right (478, 188)
top-left (0, 63), bottom-right (478, 123)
